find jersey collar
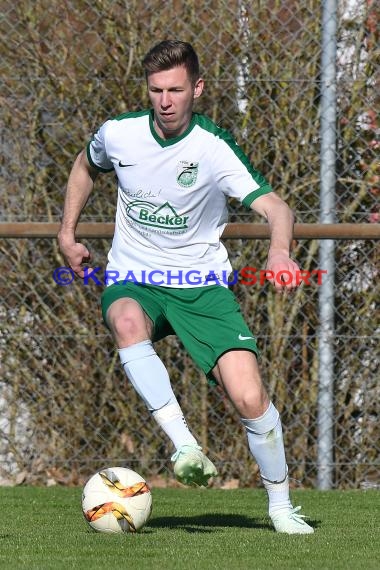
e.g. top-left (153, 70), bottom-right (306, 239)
top-left (149, 109), bottom-right (197, 147)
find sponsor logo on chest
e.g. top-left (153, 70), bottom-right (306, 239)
top-left (126, 200), bottom-right (189, 230)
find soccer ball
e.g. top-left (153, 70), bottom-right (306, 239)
top-left (82, 466), bottom-right (152, 534)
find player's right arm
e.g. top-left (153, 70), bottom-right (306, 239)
top-left (58, 149), bottom-right (99, 278)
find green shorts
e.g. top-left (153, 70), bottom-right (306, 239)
top-left (101, 282), bottom-right (259, 382)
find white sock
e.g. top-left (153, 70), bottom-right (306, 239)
top-left (263, 477), bottom-right (293, 516)
top-left (119, 341), bottom-right (197, 450)
top-left (119, 340), bottom-right (172, 410)
top-left (241, 402), bottom-right (292, 515)
top-left (152, 402), bottom-right (198, 450)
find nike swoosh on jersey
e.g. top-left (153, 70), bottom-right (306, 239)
top-left (238, 334), bottom-right (255, 341)
top-left (118, 161), bottom-right (136, 167)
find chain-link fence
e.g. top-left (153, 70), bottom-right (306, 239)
top-left (0, 1), bottom-right (379, 488)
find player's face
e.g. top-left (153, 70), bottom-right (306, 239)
top-left (147, 65), bottom-right (203, 139)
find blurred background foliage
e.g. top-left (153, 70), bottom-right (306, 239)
top-left (0, 0), bottom-right (378, 487)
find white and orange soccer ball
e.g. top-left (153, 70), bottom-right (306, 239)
top-left (82, 467), bottom-right (152, 534)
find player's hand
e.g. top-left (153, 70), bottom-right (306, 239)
top-left (58, 235), bottom-right (93, 279)
top-left (265, 249), bottom-right (300, 294)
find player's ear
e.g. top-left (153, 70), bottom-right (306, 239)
top-left (193, 78), bottom-right (204, 99)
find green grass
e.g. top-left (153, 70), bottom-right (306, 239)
top-left (0, 487), bottom-right (378, 570)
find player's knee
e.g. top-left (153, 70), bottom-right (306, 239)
top-left (233, 384), bottom-right (269, 418)
top-left (108, 301), bottom-right (148, 344)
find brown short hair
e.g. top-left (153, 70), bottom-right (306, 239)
top-left (142, 40), bottom-right (200, 85)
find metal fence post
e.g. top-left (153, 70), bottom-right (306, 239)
top-left (318, 0), bottom-right (338, 490)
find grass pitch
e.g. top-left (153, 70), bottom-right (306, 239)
top-left (0, 487), bottom-right (378, 570)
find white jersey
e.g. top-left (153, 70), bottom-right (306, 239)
top-left (87, 110), bottom-right (272, 288)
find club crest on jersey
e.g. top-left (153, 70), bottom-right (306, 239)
top-left (176, 161), bottom-right (198, 188)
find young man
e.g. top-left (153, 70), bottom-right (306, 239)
top-left (58, 40), bottom-right (314, 534)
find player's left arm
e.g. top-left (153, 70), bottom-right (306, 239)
top-left (250, 192), bottom-right (300, 293)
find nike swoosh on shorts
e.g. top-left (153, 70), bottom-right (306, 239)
top-left (238, 334), bottom-right (255, 341)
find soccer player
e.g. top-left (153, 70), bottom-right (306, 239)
top-left (58, 40), bottom-right (314, 534)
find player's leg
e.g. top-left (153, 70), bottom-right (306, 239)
top-left (104, 293), bottom-right (198, 453)
top-left (102, 285), bottom-right (215, 486)
top-left (164, 285), bottom-right (312, 530)
top-left (213, 351), bottom-right (314, 534)
top-left (212, 351), bottom-right (288, 484)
